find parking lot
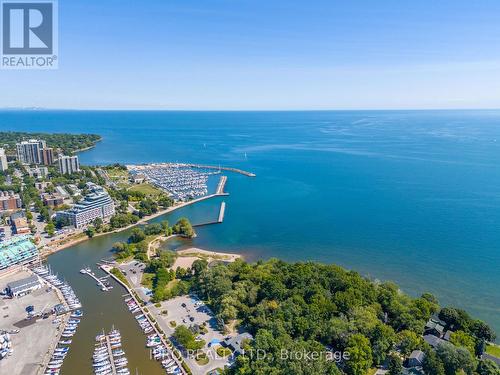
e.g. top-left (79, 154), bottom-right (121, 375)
top-left (0, 271), bottom-right (63, 375)
top-left (150, 295), bottom-right (230, 374)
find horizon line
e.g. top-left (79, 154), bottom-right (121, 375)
top-left (1, 107), bottom-right (500, 112)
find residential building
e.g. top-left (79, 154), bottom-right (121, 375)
top-left (424, 318), bottom-right (445, 337)
top-left (42, 193), bottom-right (64, 207)
top-left (41, 147), bottom-right (54, 165)
top-left (6, 275), bottom-right (41, 297)
top-left (58, 154), bottom-right (80, 174)
top-left (423, 334), bottom-right (445, 348)
top-left (56, 183), bottom-right (115, 228)
top-left (34, 181), bottom-right (50, 192)
top-left (28, 166), bottom-right (49, 179)
top-left (11, 211), bottom-right (30, 234)
top-left (407, 350), bottom-right (425, 368)
top-left (0, 148), bottom-right (8, 171)
top-left (0, 191), bottom-right (22, 211)
top-left (16, 139), bottom-right (46, 164)
top-left (0, 235), bottom-right (39, 271)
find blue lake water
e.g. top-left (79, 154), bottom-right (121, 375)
top-left (3, 110), bottom-right (500, 335)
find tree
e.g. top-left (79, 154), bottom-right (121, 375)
top-left (477, 359), bottom-right (500, 375)
top-left (471, 320), bottom-right (496, 342)
top-left (344, 334), bottom-right (372, 375)
top-left (173, 325), bottom-right (205, 350)
top-left (437, 342), bottom-right (476, 375)
top-left (423, 349), bottom-right (445, 375)
top-left (172, 217), bottom-right (194, 238)
top-left (93, 217), bottom-right (103, 231)
top-left (85, 225), bottom-right (95, 238)
top-left (192, 259), bottom-right (208, 277)
top-left (450, 330), bottom-right (476, 355)
top-left (45, 221), bottom-right (55, 237)
top-left (387, 353), bottom-right (403, 375)
top-left (397, 330), bottom-right (423, 356)
top-left (129, 228), bottom-right (146, 243)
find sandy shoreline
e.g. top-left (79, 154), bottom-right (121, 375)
top-left (171, 247), bottom-right (242, 269)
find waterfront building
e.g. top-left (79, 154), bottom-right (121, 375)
top-left (0, 191), bottom-right (22, 211)
top-left (58, 154), bottom-right (80, 174)
top-left (0, 235), bottom-right (39, 271)
top-left (41, 147), bottom-right (55, 165)
top-left (15, 139), bottom-right (46, 164)
top-left (0, 148), bottom-right (8, 171)
top-left (6, 275), bottom-right (41, 297)
top-left (56, 183), bottom-right (115, 228)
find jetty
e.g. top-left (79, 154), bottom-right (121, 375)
top-left (80, 268), bottom-right (111, 291)
top-left (216, 175), bottom-right (228, 195)
top-left (189, 163), bottom-right (256, 177)
top-left (193, 201), bottom-right (226, 227)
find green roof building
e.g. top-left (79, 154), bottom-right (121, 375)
top-left (0, 235), bottom-right (39, 271)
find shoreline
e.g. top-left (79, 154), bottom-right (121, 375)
top-left (41, 192), bottom-right (226, 258)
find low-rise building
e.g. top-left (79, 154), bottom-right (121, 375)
top-left (0, 235), bottom-right (39, 271)
top-left (6, 275), bottom-right (41, 297)
top-left (0, 191), bottom-right (22, 211)
top-left (10, 211), bottom-right (30, 234)
top-left (56, 183), bottom-right (115, 228)
top-left (42, 193), bottom-right (64, 207)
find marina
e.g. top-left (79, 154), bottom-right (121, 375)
top-left (127, 163), bottom-right (219, 201)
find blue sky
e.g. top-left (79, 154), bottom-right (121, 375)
top-left (1, 0), bottom-right (500, 109)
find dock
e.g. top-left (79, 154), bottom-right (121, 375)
top-left (104, 334), bottom-right (118, 375)
top-left (80, 268), bottom-right (111, 291)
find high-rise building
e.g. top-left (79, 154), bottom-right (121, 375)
top-left (0, 148), bottom-right (8, 171)
top-left (41, 147), bottom-right (54, 165)
top-left (56, 183), bottom-right (115, 228)
top-left (58, 155), bottom-right (80, 174)
top-left (16, 139), bottom-right (46, 164)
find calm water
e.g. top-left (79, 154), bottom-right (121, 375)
top-left (3, 110), bottom-right (500, 342)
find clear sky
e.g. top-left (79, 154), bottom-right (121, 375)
top-left (1, 0), bottom-right (500, 110)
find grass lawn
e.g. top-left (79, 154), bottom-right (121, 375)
top-left (486, 344), bottom-right (500, 358)
top-left (195, 352), bottom-right (209, 365)
top-left (141, 272), bottom-right (155, 289)
top-left (128, 183), bottom-right (162, 196)
top-left (216, 346), bottom-right (232, 357)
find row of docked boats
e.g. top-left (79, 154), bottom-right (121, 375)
top-left (44, 316), bottom-right (82, 375)
top-left (33, 265), bottom-right (82, 310)
top-left (124, 296), bottom-right (181, 374)
top-left (93, 329), bottom-right (129, 375)
top-left (130, 164), bottom-right (214, 201)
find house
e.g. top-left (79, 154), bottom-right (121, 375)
top-left (132, 173), bottom-right (146, 184)
top-left (407, 350), bottom-right (425, 368)
top-left (424, 318), bottom-right (445, 337)
top-left (423, 334), bottom-right (445, 348)
top-left (223, 333), bottom-right (253, 355)
top-left (6, 275), bottom-right (41, 297)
